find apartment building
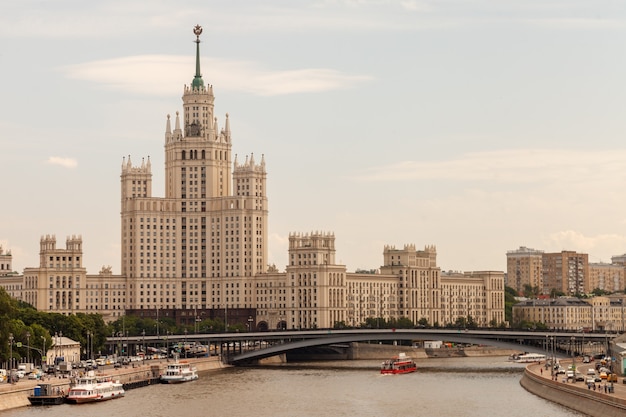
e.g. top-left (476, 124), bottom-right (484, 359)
top-left (506, 246), bottom-right (544, 295)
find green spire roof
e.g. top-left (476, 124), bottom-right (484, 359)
top-left (192, 24), bottom-right (204, 90)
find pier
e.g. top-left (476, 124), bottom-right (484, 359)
top-left (0, 356), bottom-right (225, 412)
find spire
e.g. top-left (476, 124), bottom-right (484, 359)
top-left (165, 114), bottom-right (172, 143)
top-left (191, 25), bottom-right (205, 90)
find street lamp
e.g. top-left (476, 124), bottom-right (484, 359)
top-left (25, 331), bottom-right (30, 364)
top-left (141, 329), bottom-right (146, 363)
top-left (571, 336), bottom-right (576, 380)
top-left (8, 333), bottom-right (14, 373)
top-left (41, 336), bottom-right (46, 368)
top-left (86, 331), bottom-right (90, 361)
top-left (184, 329), bottom-right (188, 358)
top-left (248, 316), bottom-right (254, 332)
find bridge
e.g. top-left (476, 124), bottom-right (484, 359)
top-left (107, 329), bottom-right (617, 365)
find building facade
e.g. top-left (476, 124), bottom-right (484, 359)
top-left (506, 246), bottom-right (544, 295)
top-left (0, 26), bottom-right (505, 330)
top-left (542, 251), bottom-right (589, 296)
top-left (588, 262), bottom-right (625, 294)
top-left (512, 295), bottom-right (626, 332)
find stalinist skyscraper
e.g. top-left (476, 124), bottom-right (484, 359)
top-left (120, 25), bottom-right (268, 312)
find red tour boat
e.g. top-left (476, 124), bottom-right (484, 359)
top-left (380, 353), bottom-right (417, 375)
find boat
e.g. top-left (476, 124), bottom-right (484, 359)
top-left (65, 371), bottom-right (125, 404)
top-left (28, 383), bottom-right (66, 405)
top-left (380, 353), bottom-right (417, 375)
top-left (514, 353), bottom-right (546, 363)
top-left (160, 358), bottom-right (199, 383)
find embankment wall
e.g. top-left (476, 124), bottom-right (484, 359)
top-left (520, 367), bottom-right (626, 417)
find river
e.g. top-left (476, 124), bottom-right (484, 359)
top-left (2, 356), bottom-right (586, 417)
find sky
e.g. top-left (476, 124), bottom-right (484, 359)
top-left (2, 0), bottom-right (626, 276)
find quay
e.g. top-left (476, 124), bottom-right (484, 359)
top-left (0, 356), bottom-right (226, 412)
top-left (521, 360), bottom-right (626, 417)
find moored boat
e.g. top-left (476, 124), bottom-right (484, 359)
top-left (380, 353), bottom-right (417, 375)
top-left (160, 358), bottom-right (199, 384)
top-left (514, 353), bottom-right (546, 363)
top-left (28, 383), bottom-right (66, 405)
top-left (65, 371), bottom-right (125, 404)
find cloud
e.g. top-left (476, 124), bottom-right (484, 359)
top-left (47, 156), bottom-right (78, 169)
top-left (61, 55), bottom-right (372, 97)
top-left (541, 230), bottom-right (626, 263)
top-left (350, 148), bottom-right (626, 184)
top-left (525, 17), bottom-right (626, 30)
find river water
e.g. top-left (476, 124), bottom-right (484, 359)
top-left (2, 357), bottom-right (586, 417)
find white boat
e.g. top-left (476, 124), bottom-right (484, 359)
top-left (160, 359), bottom-right (199, 384)
top-left (66, 371), bottom-right (125, 404)
top-left (514, 353), bottom-right (546, 363)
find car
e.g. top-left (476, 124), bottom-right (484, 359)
top-left (587, 368), bottom-right (596, 375)
top-left (14, 370), bottom-right (25, 379)
top-left (556, 367), bottom-right (566, 375)
top-left (575, 373), bottom-right (585, 382)
top-left (566, 370), bottom-right (575, 379)
top-left (586, 376), bottom-right (595, 384)
top-left (600, 372), bottom-right (608, 380)
top-left (28, 370), bottom-right (42, 380)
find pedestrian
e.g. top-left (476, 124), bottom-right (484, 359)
top-left (604, 384), bottom-right (607, 393)
top-left (540, 368), bottom-right (543, 375)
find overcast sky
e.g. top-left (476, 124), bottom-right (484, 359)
top-left (2, 0), bottom-right (626, 275)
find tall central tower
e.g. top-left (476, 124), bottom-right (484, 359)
top-left (120, 26), bottom-right (268, 312)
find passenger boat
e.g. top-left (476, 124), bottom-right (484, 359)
top-left (160, 358), bottom-right (199, 383)
top-left (65, 371), bottom-right (125, 404)
top-left (380, 353), bottom-right (417, 375)
top-left (28, 383), bottom-right (66, 405)
top-left (514, 353), bottom-right (546, 363)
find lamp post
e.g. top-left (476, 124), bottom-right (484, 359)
top-left (248, 316), bottom-right (254, 332)
top-left (25, 331), bottom-right (30, 364)
top-left (184, 329), bottom-right (188, 358)
top-left (571, 336), bottom-right (576, 381)
top-left (86, 331), bottom-right (90, 361)
top-left (41, 336), bottom-right (46, 369)
top-left (142, 329), bottom-right (146, 363)
top-left (8, 333), bottom-right (14, 372)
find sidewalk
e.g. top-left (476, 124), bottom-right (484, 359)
top-left (527, 360), bottom-right (626, 401)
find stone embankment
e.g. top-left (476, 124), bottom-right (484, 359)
top-left (0, 356), bottom-right (226, 412)
top-left (521, 361), bottom-right (626, 417)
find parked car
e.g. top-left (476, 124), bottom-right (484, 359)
top-left (587, 368), bottom-right (596, 375)
top-left (575, 373), bottom-right (585, 382)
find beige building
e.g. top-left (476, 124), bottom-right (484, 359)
top-left (440, 270), bottom-right (506, 327)
top-left (588, 262), bottom-right (625, 293)
top-left (0, 245), bottom-right (13, 276)
top-left (0, 26), bottom-right (505, 330)
top-left (506, 246), bottom-right (544, 295)
top-left (512, 295), bottom-right (626, 332)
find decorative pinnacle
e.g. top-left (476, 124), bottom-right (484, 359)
top-left (191, 25), bottom-right (204, 90)
top-left (193, 24), bottom-right (203, 39)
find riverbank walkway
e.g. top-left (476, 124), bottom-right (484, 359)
top-left (523, 359), bottom-right (626, 416)
top-left (526, 359), bottom-right (626, 397)
top-left (0, 356), bottom-right (223, 412)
